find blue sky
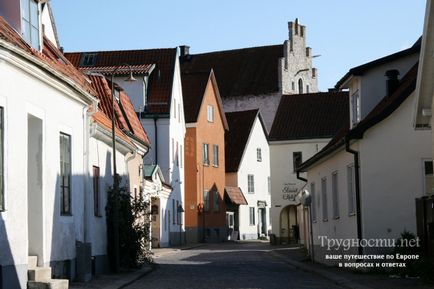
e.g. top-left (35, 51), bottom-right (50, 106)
top-left (51, 0), bottom-right (426, 90)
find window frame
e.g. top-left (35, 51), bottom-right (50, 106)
top-left (257, 148), bottom-right (262, 162)
top-left (207, 105), bottom-right (214, 122)
top-left (203, 190), bottom-right (210, 212)
top-left (293, 151), bottom-right (302, 172)
top-left (60, 132), bottom-right (72, 215)
top-left (321, 177), bottom-right (328, 222)
top-left (332, 171), bottom-right (339, 219)
top-left (213, 144), bottom-right (219, 167)
top-left (213, 191), bottom-right (220, 212)
top-left (203, 143), bottom-right (209, 166)
top-left (249, 207), bottom-right (255, 225)
top-left (93, 166), bottom-right (101, 217)
top-left (21, 0), bottom-right (40, 50)
top-left (247, 174), bottom-right (255, 194)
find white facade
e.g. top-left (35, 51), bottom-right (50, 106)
top-left (269, 139), bottom-right (329, 243)
top-left (228, 115), bottom-right (271, 240)
top-left (0, 38), bottom-right (96, 288)
top-left (118, 54), bottom-right (186, 247)
top-left (306, 90), bottom-right (432, 264)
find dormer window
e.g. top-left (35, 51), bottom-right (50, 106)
top-left (351, 90), bottom-right (361, 126)
top-left (21, 0), bottom-right (40, 50)
top-left (80, 53), bottom-right (97, 67)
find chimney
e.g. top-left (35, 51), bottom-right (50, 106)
top-left (180, 45), bottom-right (190, 57)
top-left (385, 69), bottom-right (400, 96)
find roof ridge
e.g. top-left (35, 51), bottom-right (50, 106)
top-left (65, 47), bottom-right (177, 55)
top-left (185, 44), bottom-right (283, 57)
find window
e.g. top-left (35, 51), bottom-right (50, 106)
top-left (268, 176), bottom-right (271, 195)
top-left (203, 143), bottom-right (209, 165)
top-left (347, 165), bottom-right (356, 215)
top-left (204, 190), bottom-right (210, 212)
top-left (93, 166), bottom-right (101, 217)
top-left (207, 105), bottom-right (214, 122)
top-left (298, 79), bottom-right (303, 94)
top-left (0, 107), bottom-right (4, 212)
top-left (293, 152), bottom-right (302, 171)
top-left (249, 207), bottom-right (255, 225)
top-left (21, 0), bottom-right (40, 49)
top-left (213, 145), bottom-right (219, 167)
top-left (257, 148), bottom-right (262, 162)
top-left (332, 172), bottom-right (339, 219)
top-left (424, 160), bottom-right (433, 195)
top-left (351, 90), bottom-right (361, 126)
top-left (213, 191), bottom-right (220, 212)
top-left (292, 81), bottom-right (295, 91)
top-left (60, 133), bottom-right (72, 215)
top-left (178, 103), bottom-right (181, 123)
top-left (321, 177), bottom-right (328, 221)
top-left (310, 183), bottom-right (316, 221)
top-left (248, 174), bottom-right (255, 193)
top-left (80, 53), bottom-right (97, 66)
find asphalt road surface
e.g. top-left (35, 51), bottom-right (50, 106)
top-left (125, 242), bottom-right (344, 289)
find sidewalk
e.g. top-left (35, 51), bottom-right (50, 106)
top-left (70, 244), bottom-right (203, 289)
top-left (269, 245), bottom-right (432, 289)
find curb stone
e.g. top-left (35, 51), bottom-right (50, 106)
top-left (118, 265), bottom-right (156, 289)
top-left (269, 250), bottom-right (373, 289)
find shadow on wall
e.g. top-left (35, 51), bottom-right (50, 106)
top-left (0, 218), bottom-right (23, 289)
top-left (169, 149), bottom-right (186, 246)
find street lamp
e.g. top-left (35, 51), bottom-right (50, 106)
top-left (110, 64), bottom-right (136, 273)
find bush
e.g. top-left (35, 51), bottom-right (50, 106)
top-left (106, 184), bottom-right (153, 270)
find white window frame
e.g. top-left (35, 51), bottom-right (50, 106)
top-left (213, 144), bottom-right (219, 167)
top-left (21, 0), bottom-right (40, 50)
top-left (257, 148), bottom-right (262, 162)
top-left (351, 90), bottom-right (361, 126)
top-left (203, 143), bottom-right (209, 165)
top-left (321, 177), bottom-right (328, 222)
top-left (249, 207), bottom-right (255, 225)
top-left (247, 174), bottom-right (255, 193)
top-left (332, 171), bottom-right (339, 219)
top-left (207, 105), bottom-right (214, 122)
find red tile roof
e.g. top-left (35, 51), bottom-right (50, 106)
top-left (225, 109), bottom-right (266, 173)
top-left (65, 48), bottom-right (178, 114)
top-left (269, 91), bottom-right (349, 141)
top-left (92, 111), bottom-right (133, 146)
top-left (88, 75), bottom-right (150, 146)
top-left (299, 63), bottom-right (418, 171)
top-left (79, 64), bottom-right (154, 75)
top-left (224, 187), bottom-right (248, 205)
top-left (181, 45), bottom-right (284, 98)
top-left (0, 17), bottom-right (97, 98)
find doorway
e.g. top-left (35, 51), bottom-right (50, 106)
top-left (27, 115), bottom-right (43, 263)
top-left (280, 205), bottom-right (298, 244)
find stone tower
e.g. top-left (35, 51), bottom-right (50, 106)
top-left (280, 18), bottom-right (318, 95)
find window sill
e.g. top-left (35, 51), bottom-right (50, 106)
top-left (333, 216), bottom-right (340, 220)
top-left (312, 220), bottom-right (317, 223)
top-left (203, 163), bottom-right (210, 167)
top-left (94, 214), bottom-right (103, 218)
top-left (212, 165), bottom-right (219, 168)
top-left (349, 213), bottom-right (356, 217)
top-left (61, 213), bottom-right (73, 217)
top-left (322, 219), bottom-right (328, 222)
top-left (248, 192), bottom-right (255, 194)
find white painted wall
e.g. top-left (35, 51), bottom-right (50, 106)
top-left (306, 91), bottom-right (432, 263)
top-left (236, 116), bottom-right (271, 239)
top-left (0, 46), bottom-right (93, 286)
top-left (269, 139), bottom-right (329, 238)
top-left (86, 134), bottom-right (129, 257)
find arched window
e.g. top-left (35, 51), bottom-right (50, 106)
top-left (298, 79), bottom-right (303, 94)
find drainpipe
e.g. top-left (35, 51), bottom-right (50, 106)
top-left (345, 136), bottom-right (363, 255)
top-left (296, 171), bottom-right (307, 183)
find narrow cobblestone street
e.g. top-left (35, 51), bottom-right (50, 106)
top-left (125, 242), bottom-right (344, 289)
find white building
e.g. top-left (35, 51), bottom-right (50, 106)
top-left (225, 110), bottom-right (271, 240)
top-left (65, 48), bottom-right (187, 247)
top-left (268, 91), bottom-right (349, 245)
top-left (0, 2), bottom-right (99, 287)
top-left (298, 43), bottom-right (431, 264)
top-left (180, 18), bottom-right (318, 131)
